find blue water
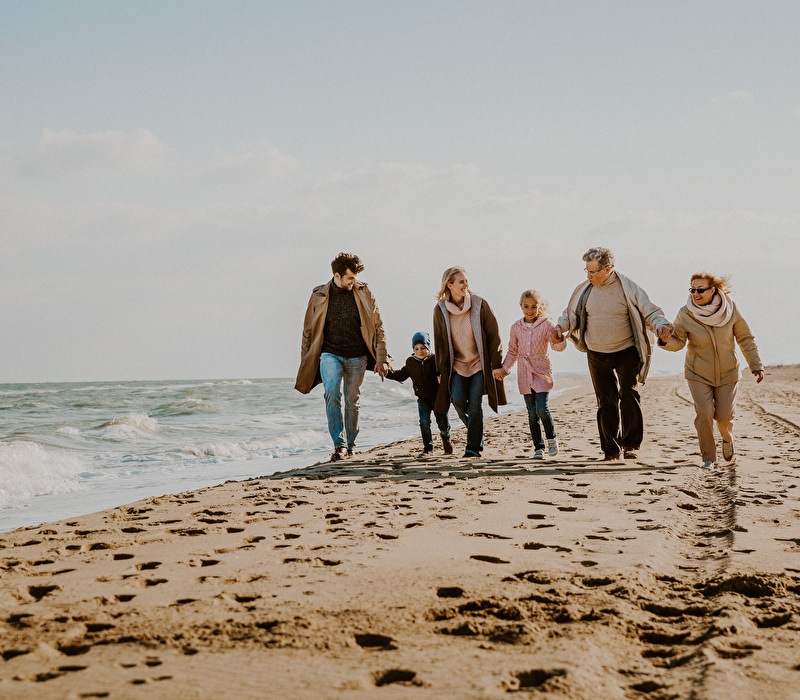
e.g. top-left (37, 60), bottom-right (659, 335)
top-left (0, 375), bottom-right (579, 532)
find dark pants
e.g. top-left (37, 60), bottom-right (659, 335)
top-left (587, 346), bottom-right (643, 458)
top-left (523, 390), bottom-right (555, 450)
top-left (417, 397), bottom-right (451, 450)
top-left (450, 371), bottom-right (484, 455)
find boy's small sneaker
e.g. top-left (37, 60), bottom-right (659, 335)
top-left (547, 438), bottom-right (558, 457)
top-left (442, 437), bottom-right (453, 455)
top-left (533, 449), bottom-right (544, 460)
top-left (701, 460), bottom-right (714, 469)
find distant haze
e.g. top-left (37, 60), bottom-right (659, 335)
top-left (2, 2), bottom-right (798, 382)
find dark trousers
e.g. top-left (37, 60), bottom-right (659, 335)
top-left (523, 390), bottom-right (555, 450)
top-left (417, 398), bottom-right (451, 450)
top-left (450, 371), bottom-right (484, 455)
top-left (587, 346), bottom-right (643, 457)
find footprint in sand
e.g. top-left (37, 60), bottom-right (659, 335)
top-left (470, 555), bottom-right (510, 564)
top-left (464, 532), bottom-right (513, 540)
top-left (437, 586), bottom-right (465, 598)
top-left (373, 669), bottom-right (421, 687)
top-left (134, 562), bottom-right (162, 571)
top-left (504, 668), bottom-right (567, 691)
top-left (355, 633), bottom-right (397, 650)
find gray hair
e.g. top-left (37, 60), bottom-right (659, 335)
top-left (582, 247), bottom-right (615, 269)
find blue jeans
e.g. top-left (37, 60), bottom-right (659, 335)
top-left (450, 371), bottom-right (484, 455)
top-left (320, 353), bottom-right (368, 450)
top-left (523, 391), bottom-right (555, 450)
top-left (417, 397), bottom-right (451, 450)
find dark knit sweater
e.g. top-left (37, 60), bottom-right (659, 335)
top-left (321, 280), bottom-right (369, 358)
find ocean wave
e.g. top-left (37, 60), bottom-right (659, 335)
top-left (55, 426), bottom-right (84, 438)
top-left (0, 441), bottom-right (87, 510)
top-left (96, 413), bottom-right (160, 437)
top-left (174, 429), bottom-right (328, 460)
top-left (150, 399), bottom-right (216, 417)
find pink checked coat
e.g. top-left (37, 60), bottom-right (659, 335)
top-left (501, 317), bottom-right (566, 394)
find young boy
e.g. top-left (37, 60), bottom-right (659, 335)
top-left (388, 332), bottom-right (453, 455)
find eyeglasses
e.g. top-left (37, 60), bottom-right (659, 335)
top-left (689, 286), bottom-right (712, 294)
top-left (584, 267), bottom-right (608, 276)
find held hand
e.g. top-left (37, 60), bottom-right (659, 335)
top-left (753, 370), bottom-right (764, 383)
top-left (656, 326), bottom-right (672, 343)
top-left (492, 368), bottom-right (506, 381)
top-left (551, 327), bottom-right (564, 343)
top-left (376, 363), bottom-right (389, 380)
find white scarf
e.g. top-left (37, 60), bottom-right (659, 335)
top-left (687, 290), bottom-right (733, 327)
top-left (445, 292), bottom-right (471, 316)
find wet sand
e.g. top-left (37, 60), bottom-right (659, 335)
top-left (1, 368), bottom-right (799, 699)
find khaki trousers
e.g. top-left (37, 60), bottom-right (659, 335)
top-left (687, 380), bottom-right (738, 462)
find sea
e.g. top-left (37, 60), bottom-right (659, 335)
top-left (0, 375), bottom-right (580, 533)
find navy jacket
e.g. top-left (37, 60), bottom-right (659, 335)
top-left (387, 355), bottom-right (440, 403)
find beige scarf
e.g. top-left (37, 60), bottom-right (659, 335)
top-left (687, 290), bottom-right (733, 327)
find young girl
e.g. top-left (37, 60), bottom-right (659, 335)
top-left (493, 290), bottom-right (566, 459)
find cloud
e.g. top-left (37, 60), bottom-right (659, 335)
top-left (202, 141), bottom-right (300, 185)
top-left (709, 90), bottom-right (754, 107)
top-left (14, 128), bottom-right (173, 179)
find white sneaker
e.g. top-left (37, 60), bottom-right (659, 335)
top-left (722, 441), bottom-right (734, 462)
top-left (701, 460), bottom-right (714, 469)
top-left (547, 438), bottom-right (559, 457)
top-left (533, 449), bottom-right (544, 460)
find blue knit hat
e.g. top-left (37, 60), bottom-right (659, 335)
top-left (411, 331), bottom-right (431, 350)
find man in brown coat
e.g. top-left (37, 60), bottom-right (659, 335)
top-left (295, 252), bottom-right (390, 461)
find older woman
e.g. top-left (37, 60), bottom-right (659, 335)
top-left (433, 267), bottom-right (506, 458)
top-left (659, 272), bottom-right (763, 468)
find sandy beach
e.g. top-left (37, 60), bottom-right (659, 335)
top-left (1, 369), bottom-right (799, 699)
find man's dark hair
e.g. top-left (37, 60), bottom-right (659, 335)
top-left (331, 252), bottom-right (365, 277)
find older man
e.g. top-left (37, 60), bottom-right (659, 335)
top-left (295, 252), bottom-right (390, 462)
top-left (553, 247), bottom-right (672, 461)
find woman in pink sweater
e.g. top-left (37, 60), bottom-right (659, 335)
top-left (433, 267), bottom-right (506, 458)
top-left (493, 290), bottom-right (566, 459)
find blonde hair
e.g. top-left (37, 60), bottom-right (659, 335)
top-left (436, 266), bottom-right (468, 300)
top-left (691, 271), bottom-right (733, 296)
top-left (519, 289), bottom-right (549, 315)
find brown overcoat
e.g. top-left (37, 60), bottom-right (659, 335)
top-left (294, 280), bottom-right (389, 394)
top-left (433, 294), bottom-right (507, 414)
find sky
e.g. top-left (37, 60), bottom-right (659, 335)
top-left (1, 1), bottom-right (798, 383)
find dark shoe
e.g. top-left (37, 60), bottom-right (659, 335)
top-left (602, 453), bottom-right (620, 461)
top-left (331, 447), bottom-right (349, 462)
top-left (421, 446), bottom-right (434, 455)
top-left (623, 449), bottom-right (638, 460)
top-left (462, 450), bottom-right (480, 458)
top-left (442, 437), bottom-right (453, 455)
top-left (722, 441), bottom-right (734, 462)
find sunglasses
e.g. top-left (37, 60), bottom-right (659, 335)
top-left (689, 286), bottom-right (712, 294)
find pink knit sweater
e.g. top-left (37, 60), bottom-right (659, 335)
top-left (501, 317), bottom-right (566, 394)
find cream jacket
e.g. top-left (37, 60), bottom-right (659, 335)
top-left (659, 301), bottom-right (762, 386)
top-left (557, 271), bottom-right (670, 384)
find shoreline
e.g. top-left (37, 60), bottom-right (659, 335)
top-left (1, 369), bottom-right (798, 698)
top-left (0, 374), bottom-right (589, 535)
